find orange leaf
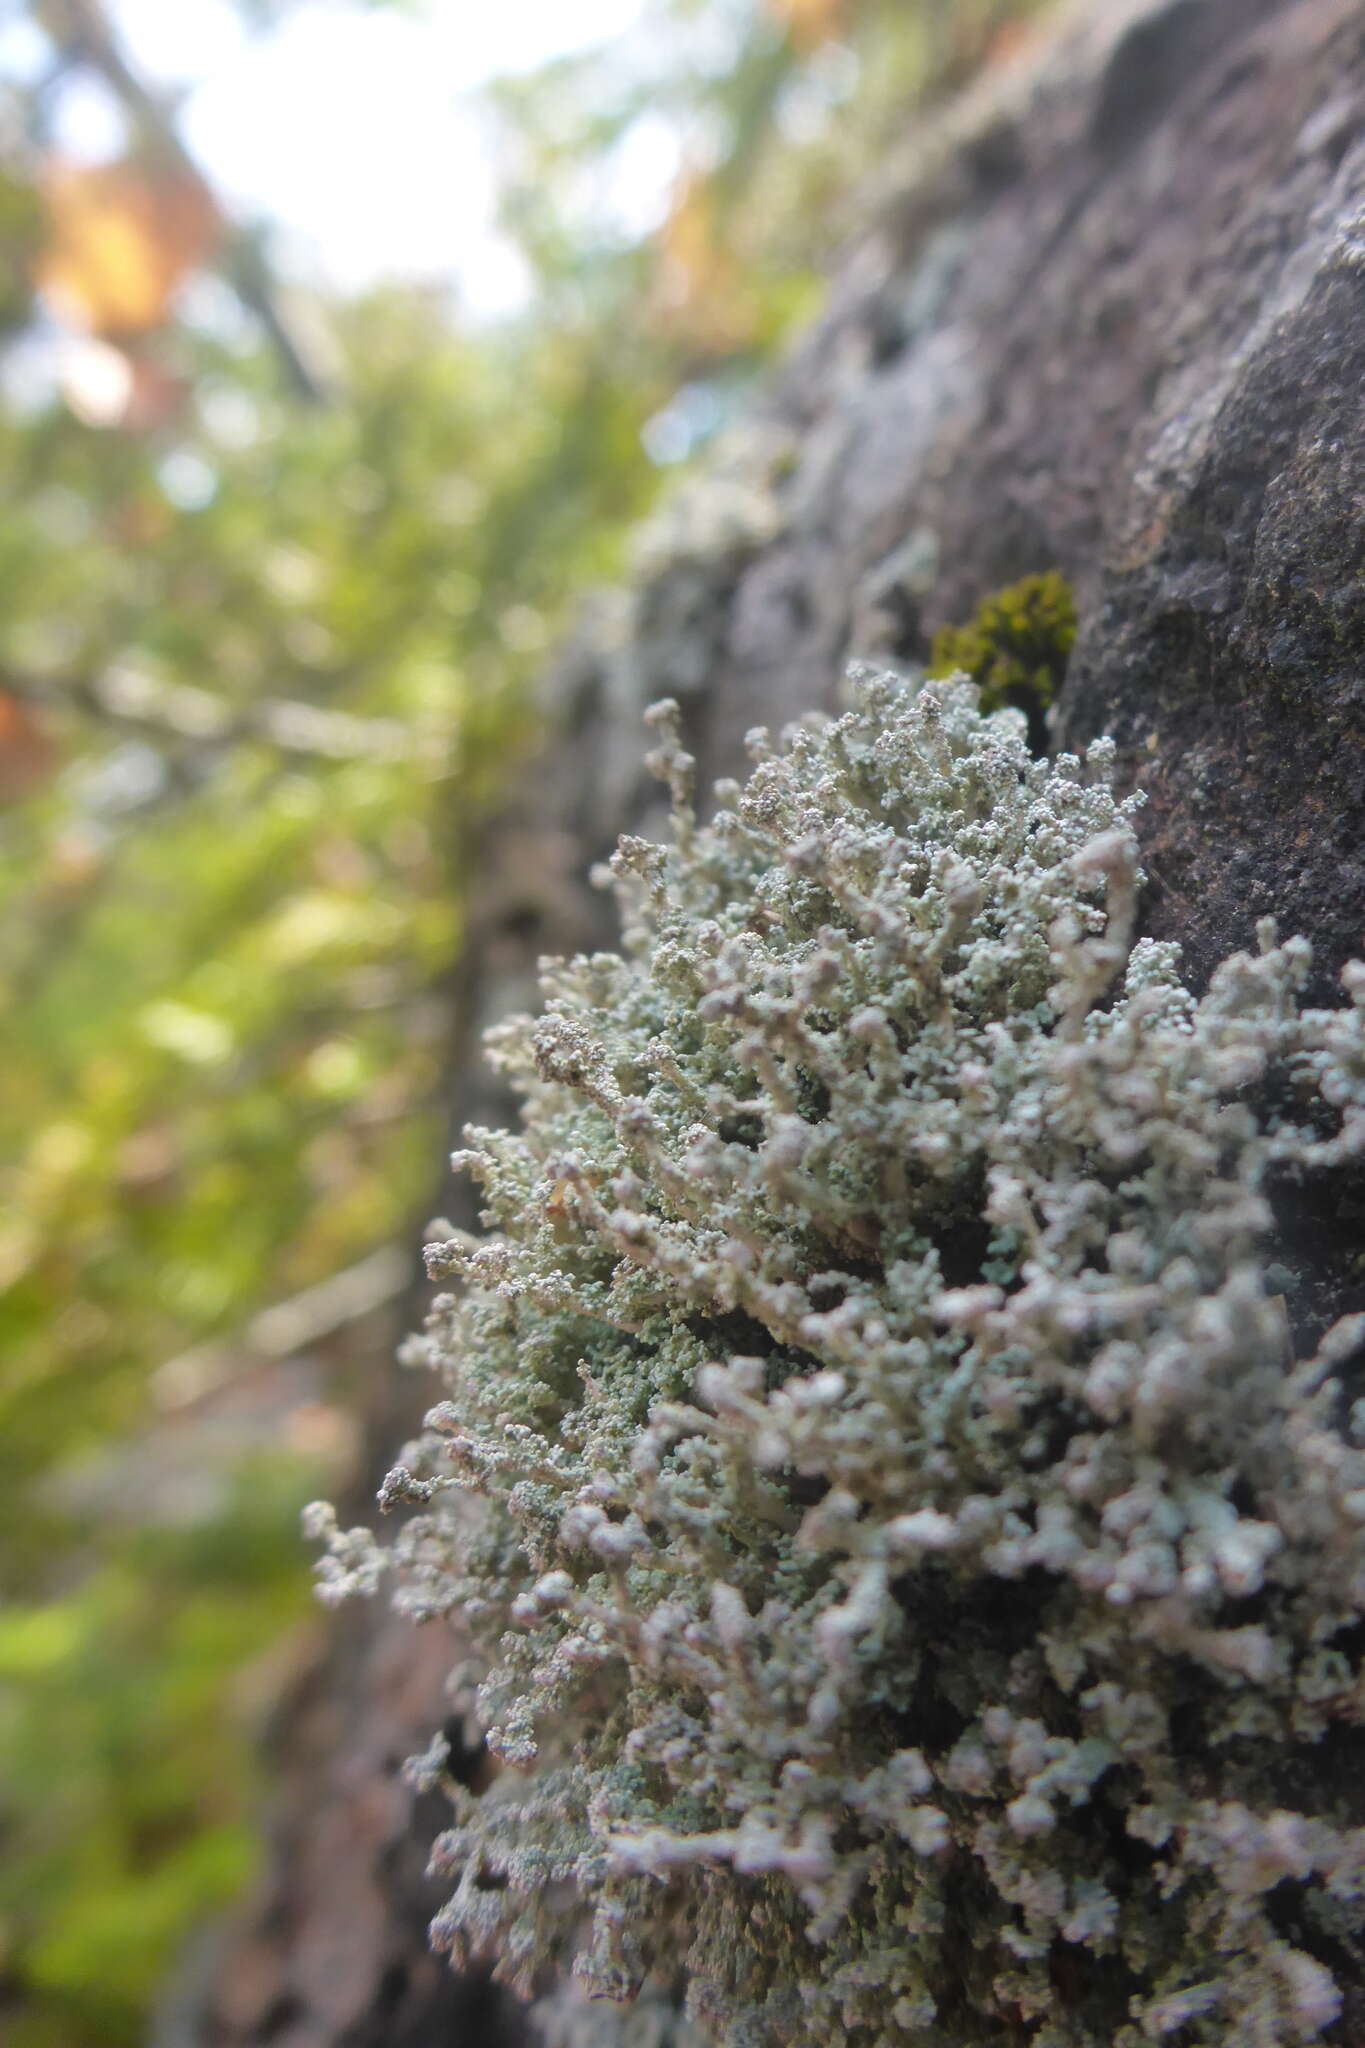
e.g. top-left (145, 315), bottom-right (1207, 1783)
top-left (764, 0), bottom-right (847, 51)
top-left (38, 157), bottom-right (219, 338)
top-left (654, 171), bottom-right (759, 357)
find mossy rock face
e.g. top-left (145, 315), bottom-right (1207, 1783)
top-left (927, 572), bottom-right (1076, 737)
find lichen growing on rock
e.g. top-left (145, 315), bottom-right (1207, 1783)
top-left (310, 669), bottom-right (1365, 2047)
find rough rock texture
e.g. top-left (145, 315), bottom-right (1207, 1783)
top-left (183, 0), bottom-right (1365, 2040)
top-left (660, 0), bottom-right (1365, 999)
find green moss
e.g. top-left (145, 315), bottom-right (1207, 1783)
top-left (928, 571), bottom-right (1077, 724)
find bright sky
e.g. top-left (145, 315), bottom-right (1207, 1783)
top-left (28, 0), bottom-right (664, 314)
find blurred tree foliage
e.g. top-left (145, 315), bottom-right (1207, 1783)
top-left (0, 1), bottom-right (1042, 2043)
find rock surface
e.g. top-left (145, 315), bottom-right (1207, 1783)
top-left (182, 1), bottom-right (1365, 2039)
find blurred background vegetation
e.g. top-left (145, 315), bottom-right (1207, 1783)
top-left (0, 1), bottom-right (1043, 2041)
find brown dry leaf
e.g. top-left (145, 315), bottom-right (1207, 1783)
top-left (654, 171), bottom-right (760, 357)
top-left (117, 1124), bottom-right (183, 1199)
top-left (109, 490), bottom-right (173, 548)
top-left (48, 826), bottom-right (108, 887)
top-left (980, 17), bottom-right (1046, 72)
top-left (764, 0), bottom-right (847, 51)
top-left (0, 691), bottom-right (56, 802)
top-left (39, 156), bottom-right (219, 338)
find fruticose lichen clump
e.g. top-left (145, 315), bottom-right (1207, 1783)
top-left (309, 669), bottom-right (1365, 2047)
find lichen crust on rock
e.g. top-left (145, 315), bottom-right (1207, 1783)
top-left (308, 669), bottom-right (1365, 2048)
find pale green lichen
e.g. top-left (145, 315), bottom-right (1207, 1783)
top-left (311, 669), bottom-right (1365, 2047)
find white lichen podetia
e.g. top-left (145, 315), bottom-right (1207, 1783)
top-left (308, 670), bottom-right (1365, 2047)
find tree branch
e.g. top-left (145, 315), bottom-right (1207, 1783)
top-left (34, 0), bottom-right (331, 403)
top-left (4, 665), bottom-right (413, 763)
top-left (152, 1243), bottom-right (412, 1412)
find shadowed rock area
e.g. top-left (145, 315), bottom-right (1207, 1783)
top-left (178, 1), bottom-right (1365, 2039)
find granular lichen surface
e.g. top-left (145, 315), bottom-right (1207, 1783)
top-left (310, 671), bottom-right (1365, 2047)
